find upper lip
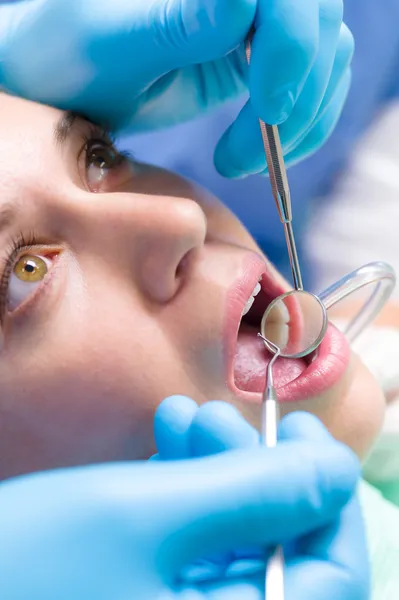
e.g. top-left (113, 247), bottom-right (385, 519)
top-left (223, 253), bottom-right (287, 380)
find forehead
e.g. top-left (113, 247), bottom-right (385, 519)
top-left (0, 92), bottom-right (61, 141)
top-left (0, 93), bottom-right (64, 194)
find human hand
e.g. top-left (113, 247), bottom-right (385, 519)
top-left (153, 396), bottom-right (370, 600)
top-left (0, 397), bottom-right (362, 600)
top-left (0, 0), bottom-right (353, 177)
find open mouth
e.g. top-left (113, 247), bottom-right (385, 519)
top-left (225, 255), bottom-right (350, 403)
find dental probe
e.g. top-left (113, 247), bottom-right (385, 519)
top-left (258, 334), bottom-right (285, 600)
top-left (258, 336), bottom-right (281, 447)
top-left (245, 36), bottom-right (303, 291)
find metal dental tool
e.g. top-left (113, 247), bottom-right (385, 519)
top-left (245, 40), bottom-right (395, 588)
top-left (258, 337), bottom-right (281, 448)
top-left (245, 35), bottom-right (303, 291)
top-left (260, 290), bottom-right (328, 358)
top-left (256, 297), bottom-right (327, 600)
top-left (257, 335), bottom-right (284, 600)
top-left (245, 31), bottom-right (329, 355)
top-left (245, 32), bottom-right (329, 354)
top-left (245, 32), bottom-right (331, 600)
top-left (255, 289), bottom-right (328, 600)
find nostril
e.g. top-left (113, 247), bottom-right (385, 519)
top-left (175, 250), bottom-right (193, 279)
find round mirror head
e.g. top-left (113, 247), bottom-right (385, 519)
top-left (260, 290), bottom-right (328, 358)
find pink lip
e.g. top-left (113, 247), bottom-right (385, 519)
top-left (274, 324), bottom-right (350, 401)
top-left (224, 254), bottom-right (285, 367)
top-left (224, 253), bottom-right (351, 403)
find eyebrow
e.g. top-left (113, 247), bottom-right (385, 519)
top-left (0, 202), bottom-right (17, 238)
top-left (53, 110), bottom-right (113, 150)
top-left (0, 112), bottom-right (82, 240)
top-left (0, 111), bottom-right (110, 240)
top-left (53, 110), bottom-right (81, 147)
top-left (0, 111), bottom-right (92, 242)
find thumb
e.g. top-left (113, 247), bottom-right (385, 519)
top-left (159, 413), bottom-right (360, 571)
top-left (154, 395), bottom-right (199, 459)
top-left (188, 401), bottom-right (259, 456)
top-left (147, 0), bottom-right (255, 72)
top-left (154, 397), bottom-right (258, 460)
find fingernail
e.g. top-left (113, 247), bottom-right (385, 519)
top-left (266, 89), bottom-right (295, 124)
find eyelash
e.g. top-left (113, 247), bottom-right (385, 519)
top-left (0, 232), bottom-right (39, 322)
top-left (0, 128), bottom-right (133, 323)
top-left (78, 125), bottom-right (133, 177)
top-left (80, 123), bottom-right (116, 149)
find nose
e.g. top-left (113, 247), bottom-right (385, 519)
top-left (134, 197), bottom-right (207, 303)
top-left (67, 187), bottom-right (208, 304)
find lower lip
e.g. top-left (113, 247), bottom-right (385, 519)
top-left (229, 324), bottom-right (351, 403)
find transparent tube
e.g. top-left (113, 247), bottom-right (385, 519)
top-left (318, 262), bottom-right (396, 342)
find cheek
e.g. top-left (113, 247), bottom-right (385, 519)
top-left (0, 290), bottom-right (219, 480)
top-left (201, 194), bottom-right (261, 250)
top-left (337, 356), bottom-right (386, 458)
top-left (0, 328), bottom-right (160, 478)
top-left (279, 354), bottom-right (385, 459)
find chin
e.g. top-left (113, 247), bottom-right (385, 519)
top-left (229, 351), bottom-right (385, 460)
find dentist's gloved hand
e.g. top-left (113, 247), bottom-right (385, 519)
top-left (0, 400), bottom-right (364, 600)
top-left (153, 396), bottom-right (370, 600)
top-left (0, 0), bottom-right (353, 177)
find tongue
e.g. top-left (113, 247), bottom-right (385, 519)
top-left (234, 323), bottom-right (307, 393)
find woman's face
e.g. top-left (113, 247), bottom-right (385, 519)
top-left (0, 94), bottom-right (385, 479)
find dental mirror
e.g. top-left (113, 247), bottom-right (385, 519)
top-left (260, 290), bottom-right (328, 359)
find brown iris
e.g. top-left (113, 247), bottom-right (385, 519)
top-left (13, 255), bottom-right (48, 283)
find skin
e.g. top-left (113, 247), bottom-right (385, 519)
top-left (0, 94), bottom-right (386, 480)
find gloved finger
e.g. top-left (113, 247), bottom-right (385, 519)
top-left (316, 23), bottom-right (354, 117)
top-left (154, 399), bottom-right (259, 461)
top-left (0, 0), bottom-right (254, 117)
top-left (214, 27), bottom-right (352, 177)
top-left (277, 0), bottom-right (345, 150)
top-left (280, 68), bottom-right (351, 169)
top-left (185, 403), bottom-right (259, 569)
top-left (278, 411), bottom-right (337, 443)
top-left (214, 64), bottom-right (350, 178)
top-left (285, 496), bottom-right (369, 600)
top-left (154, 395), bottom-right (198, 460)
top-left (189, 401), bottom-right (259, 457)
top-left (147, 0), bottom-right (256, 74)
top-left (160, 415), bottom-right (360, 568)
top-left (249, 0), bottom-right (319, 124)
top-left (194, 572), bottom-right (264, 599)
top-left (153, 398), bottom-right (261, 583)
top-left (214, 99), bottom-right (268, 178)
top-left (284, 22), bottom-right (354, 154)
top-left (181, 409), bottom-right (359, 573)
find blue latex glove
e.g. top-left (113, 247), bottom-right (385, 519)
top-left (153, 396), bottom-right (370, 599)
top-left (0, 400), bottom-right (364, 600)
top-left (0, 0), bottom-right (353, 177)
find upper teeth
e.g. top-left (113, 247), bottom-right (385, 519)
top-left (241, 282), bottom-right (261, 316)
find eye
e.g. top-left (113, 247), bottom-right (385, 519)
top-left (7, 254), bottom-right (52, 311)
top-left (85, 140), bottom-right (125, 192)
